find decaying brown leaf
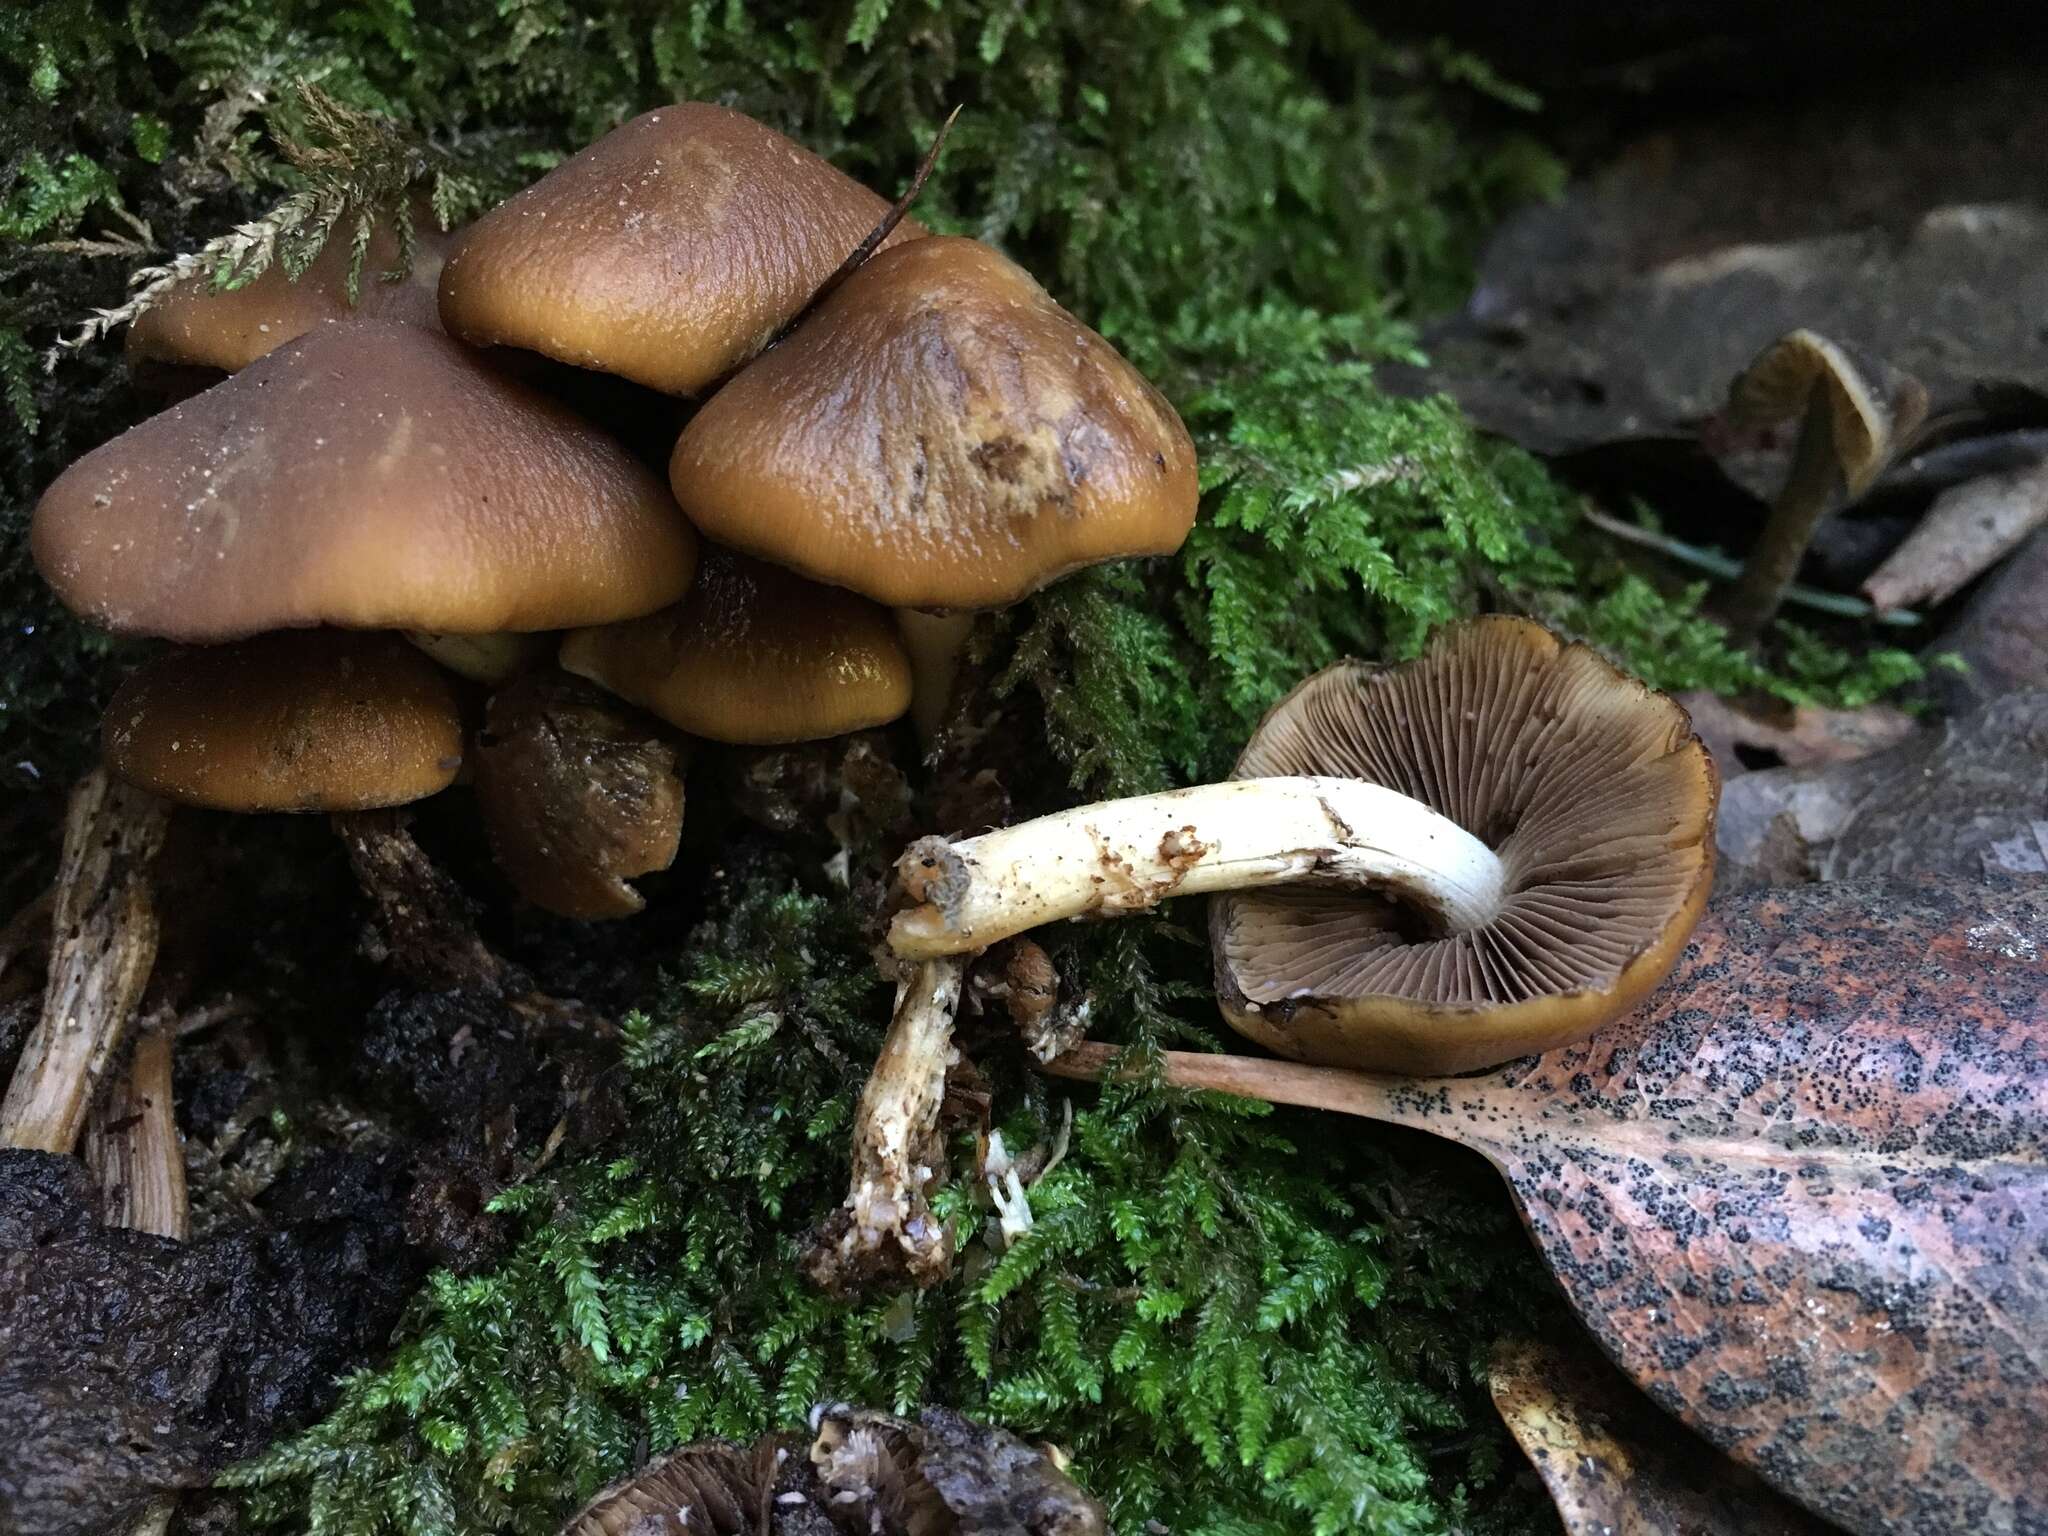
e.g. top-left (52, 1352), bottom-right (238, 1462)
top-left (1051, 876), bottom-right (2048, 1536)
top-left (1491, 1335), bottom-right (1831, 1536)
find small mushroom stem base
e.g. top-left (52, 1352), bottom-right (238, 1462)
top-left (406, 629), bottom-right (553, 686)
top-left (894, 608), bottom-right (974, 745)
top-left (888, 775), bottom-right (1507, 960)
top-left (1721, 386), bottom-right (1840, 644)
top-left (84, 1027), bottom-right (187, 1239)
top-left (805, 954), bottom-right (966, 1294)
top-left (333, 808), bottom-right (512, 992)
top-left (0, 767), bottom-right (171, 1154)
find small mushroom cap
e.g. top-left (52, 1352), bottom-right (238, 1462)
top-left (669, 236), bottom-right (1199, 610)
top-left (1726, 329), bottom-right (1928, 498)
top-left (438, 102), bottom-right (920, 397)
top-left (1211, 617), bottom-right (1717, 1075)
top-left (471, 671), bottom-right (684, 920)
top-left (559, 546), bottom-right (912, 744)
top-left (127, 214), bottom-right (450, 373)
top-left (102, 630), bottom-right (464, 813)
top-left (34, 321), bottom-right (697, 641)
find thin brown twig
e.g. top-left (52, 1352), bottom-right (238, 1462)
top-left (776, 105), bottom-right (961, 341)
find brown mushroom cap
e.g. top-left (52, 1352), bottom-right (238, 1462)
top-left (470, 671), bottom-right (684, 920)
top-left (668, 236), bottom-right (1199, 610)
top-left (559, 546), bottom-right (912, 744)
top-left (438, 102), bottom-right (920, 397)
top-left (34, 321), bottom-right (697, 641)
top-left (1211, 617), bottom-right (1717, 1075)
top-left (103, 630), bottom-right (464, 813)
top-left (127, 215), bottom-right (450, 374)
top-left (1725, 330), bottom-right (1927, 499)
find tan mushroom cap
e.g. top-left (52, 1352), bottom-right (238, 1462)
top-left (103, 630), bottom-right (464, 813)
top-left (34, 321), bottom-right (697, 642)
top-left (1211, 617), bottom-right (1717, 1075)
top-left (560, 546), bottom-right (912, 744)
top-left (1725, 330), bottom-right (1926, 499)
top-left (669, 236), bottom-right (1199, 611)
top-left (471, 671), bottom-right (684, 920)
top-left (127, 215), bottom-right (450, 374)
top-left (438, 102), bottom-right (921, 397)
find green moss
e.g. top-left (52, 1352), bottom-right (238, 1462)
top-left (225, 875), bottom-right (1563, 1536)
top-left (2, 2), bottom-right (1929, 1531)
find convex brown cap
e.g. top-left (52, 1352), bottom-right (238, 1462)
top-left (103, 631), bottom-right (463, 812)
top-left (1212, 617), bottom-right (1717, 1075)
top-left (669, 236), bottom-right (1199, 610)
top-left (34, 321), bottom-right (697, 641)
top-left (438, 103), bottom-right (920, 396)
top-left (471, 672), bottom-right (684, 920)
top-left (560, 547), bottom-right (912, 744)
top-left (128, 215), bottom-right (450, 374)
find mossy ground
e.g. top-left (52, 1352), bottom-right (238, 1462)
top-left (2, 4), bottom-right (1925, 1533)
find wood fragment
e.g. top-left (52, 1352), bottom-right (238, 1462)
top-left (0, 767), bottom-right (171, 1153)
top-left (84, 1028), bottom-right (188, 1239)
top-left (1862, 459), bottom-right (2048, 611)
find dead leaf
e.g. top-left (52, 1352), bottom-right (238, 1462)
top-left (1677, 691), bottom-right (1916, 777)
top-left (1051, 876), bottom-right (2048, 1536)
top-left (1930, 529), bottom-right (2048, 711)
top-left (1717, 692), bottom-right (2048, 886)
top-left (1863, 460), bottom-right (2048, 611)
top-left (1490, 1335), bottom-right (1833, 1536)
top-left (1394, 56), bottom-right (2048, 464)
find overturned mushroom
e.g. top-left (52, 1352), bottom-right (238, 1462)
top-left (1209, 620), bottom-right (1717, 1072)
top-left (561, 546), bottom-right (913, 744)
top-left (470, 671), bottom-right (685, 919)
top-left (670, 236), bottom-right (1198, 737)
top-left (1716, 330), bottom-right (1927, 642)
top-left (823, 619), bottom-right (1717, 1282)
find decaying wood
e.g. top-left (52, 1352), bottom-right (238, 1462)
top-left (0, 768), bottom-right (172, 1153)
top-left (1049, 878), bottom-right (2048, 1536)
top-left (83, 1029), bottom-right (188, 1240)
top-left (805, 956), bottom-right (967, 1293)
top-left (1863, 459), bottom-right (2048, 612)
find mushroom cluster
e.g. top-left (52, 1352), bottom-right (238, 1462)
top-left (8, 103), bottom-right (1200, 1168)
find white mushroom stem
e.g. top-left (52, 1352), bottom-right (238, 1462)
top-left (888, 775), bottom-right (1507, 961)
top-left (894, 608), bottom-right (975, 744)
top-left (84, 1027), bottom-right (187, 1239)
top-left (406, 629), bottom-right (552, 686)
top-left (1, 767), bottom-right (172, 1153)
top-left (812, 954), bottom-right (966, 1289)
